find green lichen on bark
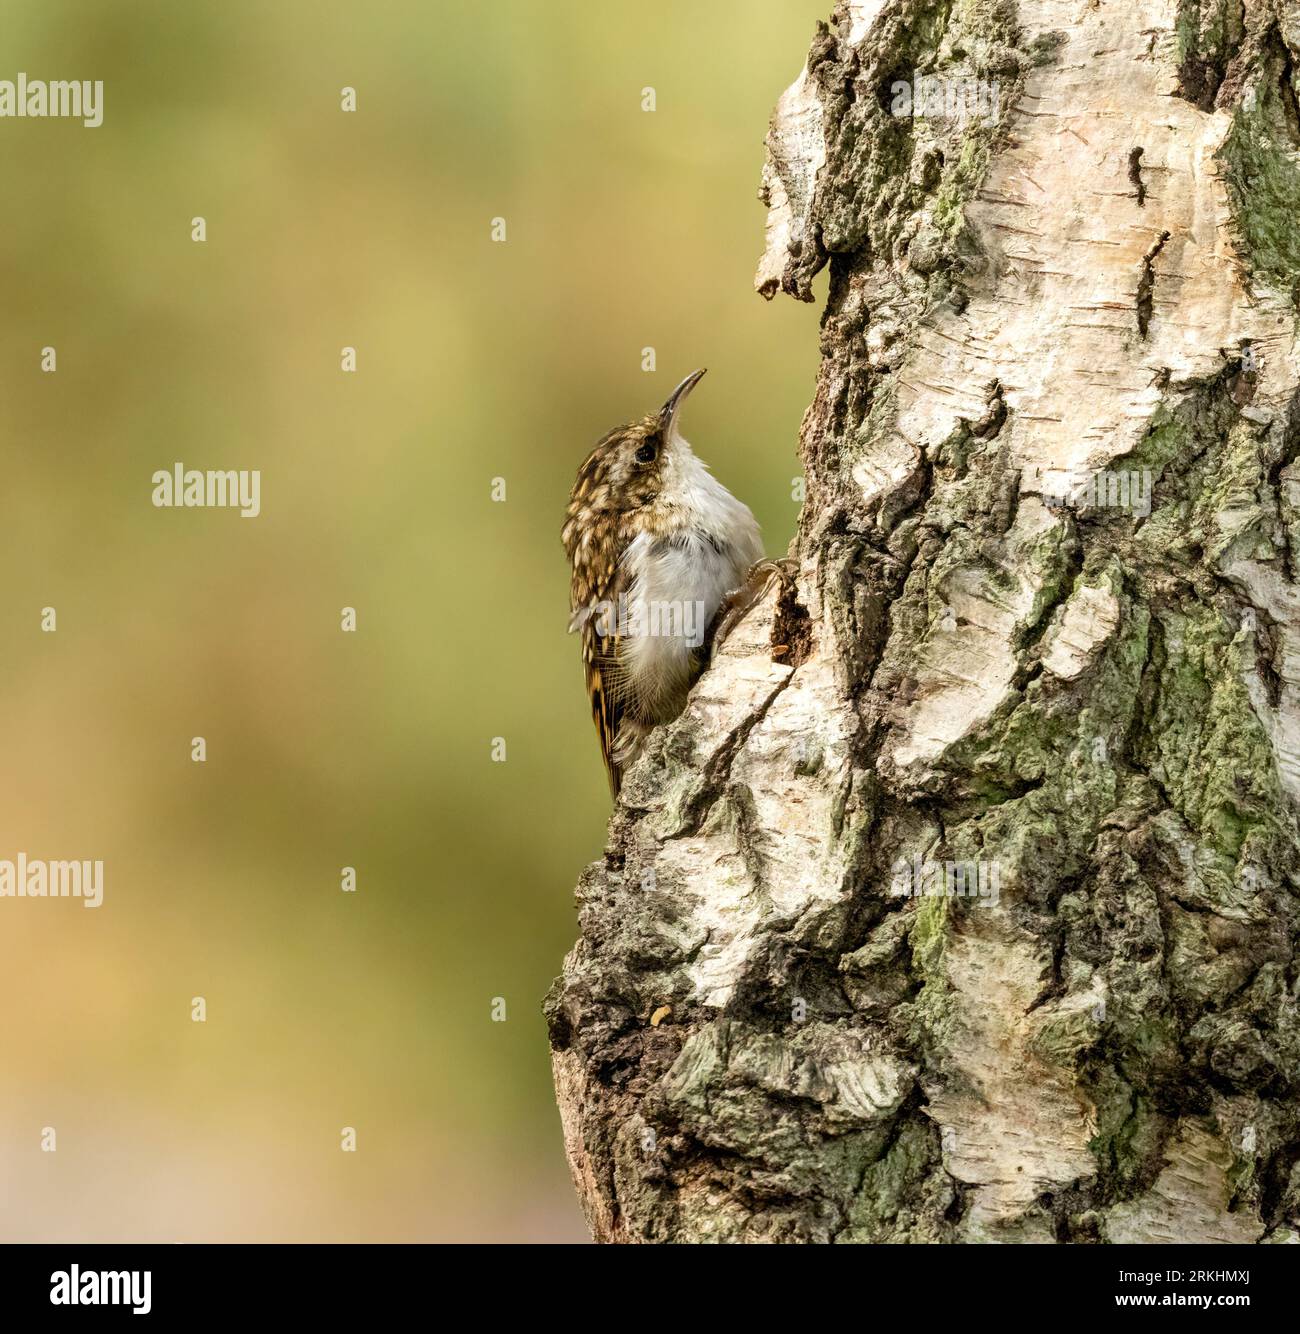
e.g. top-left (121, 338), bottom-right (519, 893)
top-left (1217, 26), bottom-right (1300, 298)
top-left (1175, 0), bottom-right (1248, 110)
top-left (903, 888), bottom-right (956, 1062)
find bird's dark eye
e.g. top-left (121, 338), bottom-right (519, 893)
top-left (635, 439), bottom-right (659, 465)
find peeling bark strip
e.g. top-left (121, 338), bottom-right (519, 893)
top-left (547, 0), bottom-right (1300, 1243)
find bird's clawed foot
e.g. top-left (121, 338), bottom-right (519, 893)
top-left (707, 558), bottom-right (799, 663)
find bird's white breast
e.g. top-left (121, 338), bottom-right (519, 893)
top-left (619, 449), bottom-right (762, 718)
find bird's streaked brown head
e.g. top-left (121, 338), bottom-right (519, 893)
top-left (562, 370), bottom-right (707, 535)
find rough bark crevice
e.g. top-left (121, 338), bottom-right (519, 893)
top-left (549, 0), bottom-right (1300, 1243)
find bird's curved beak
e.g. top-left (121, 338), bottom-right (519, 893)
top-left (658, 368), bottom-right (706, 435)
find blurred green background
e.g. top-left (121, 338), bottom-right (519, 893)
top-left (0, 0), bottom-right (824, 1241)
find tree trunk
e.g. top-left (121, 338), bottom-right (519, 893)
top-left (546, 0), bottom-right (1300, 1243)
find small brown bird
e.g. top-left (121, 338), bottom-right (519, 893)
top-left (562, 370), bottom-right (764, 796)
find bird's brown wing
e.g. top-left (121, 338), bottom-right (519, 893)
top-left (581, 617), bottom-right (626, 798)
top-left (565, 518), bottom-right (630, 797)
